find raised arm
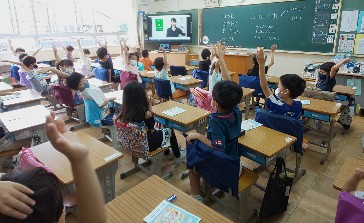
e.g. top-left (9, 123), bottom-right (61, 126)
top-left (119, 39), bottom-right (128, 67)
top-left (52, 44), bottom-right (61, 64)
top-left (7, 39), bottom-right (17, 57)
top-left (38, 67), bottom-right (68, 79)
top-left (32, 45), bottom-right (44, 57)
top-left (1, 60), bottom-right (29, 72)
top-left (45, 114), bottom-right (107, 223)
top-left (76, 38), bottom-right (85, 58)
top-left (342, 168), bottom-right (364, 192)
top-left (58, 41), bottom-right (68, 53)
top-left (267, 44), bottom-right (277, 69)
top-left (330, 58), bottom-right (350, 78)
top-left (160, 48), bottom-right (168, 70)
top-left (257, 48), bottom-right (272, 98)
top-left (215, 42), bottom-right (230, 80)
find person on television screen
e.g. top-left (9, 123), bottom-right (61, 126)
top-left (166, 18), bottom-right (186, 37)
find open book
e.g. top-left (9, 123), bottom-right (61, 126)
top-left (144, 200), bottom-right (201, 223)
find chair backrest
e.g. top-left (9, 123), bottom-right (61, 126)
top-left (238, 75), bottom-right (265, 98)
top-left (19, 71), bottom-right (31, 88)
top-left (52, 85), bottom-right (75, 108)
top-left (186, 139), bottom-right (240, 197)
top-left (11, 65), bottom-right (20, 80)
top-left (154, 78), bottom-right (172, 100)
top-left (119, 70), bottom-right (138, 89)
top-left (83, 99), bottom-right (102, 127)
top-left (93, 67), bottom-right (109, 81)
top-left (192, 69), bottom-right (209, 88)
top-left (170, 65), bottom-right (187, 76)
top-left (255, 108), bottom-right (304, 154)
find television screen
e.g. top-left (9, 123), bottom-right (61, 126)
top-left (147, 14), bottom-right (192, 43)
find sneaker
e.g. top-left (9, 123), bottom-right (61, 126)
top-left (191, 194), bottom-right (203, 203)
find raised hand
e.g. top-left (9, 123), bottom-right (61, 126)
top-left (256, 47), bottom-right (265, 65)
top-left (271, 44), bottom-right (277, 52)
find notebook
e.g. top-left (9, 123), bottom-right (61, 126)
top-left (144, 200), bottom-right (201, 223)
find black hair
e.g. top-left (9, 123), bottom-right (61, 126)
top-left (22, 56), bottom-right (37, 68)
top-left (0, 168), bottom-right (63, 223)
top-left (320, 62), bottom-right (336, 74)
top-left (154, 57), bottom-right (164, 71)
top-left (66, 72), bottom-right (84, 90)
top-left (96, 47), bottom-right (108, 60)
top-left (128, 52), bottom-right (139, 61)
top-left (117, 81), bottom-right (148, 123)
top-left (210, 61), bottom-right (221, 75)
top-left (142, 50), bottom-right (149, 58)
top-left (171, 18), bottom-right (176, 23)
top-left (126, 46), bottom-right (130, 52)
top-left (134, 52), bottom-right (140, 61)
top-left (56, 59), bottom-right (74, 70)
top-left (66, 45), bottom-right (74, 52)
top-left (212, 80), bottom-right (243, 111)
top-left (83, 49), bottom-right (90, 55)
top-left (201, 49), bottom-right (211, 60)
top-left (280, 74), bottom-right (306, 99)
top-left (252, 55), bottom-right (258, 66)
top-left (19, 53), bottom-right (28, 62)
top-left (15, 47), bottom-right (25, 54)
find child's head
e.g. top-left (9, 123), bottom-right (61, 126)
top-left (128, 53), bottom-right (138, 66)
top-left (66, 45), bottom-right (74, 54)
top-left (83, 49), bottom-right (90, 57)
top-left (201, 48), bottom-right (211, 60)
top-left (142, 50), bottom-right (149, 58)
top-left (96, 47), bottom-right (108, 60)
top-left (67, 72), bottom-right (87, 91)
top-left (154, 57), bottom-right (164, 71)
top-left (276, 74), bottom-right (306, 100)
top-left (319, 62), bottom-right (336, 76)
top-left (252, 55), bottom-right (258, 66)
top-left (57, 59), bottom-right (74, 74)
top-left (212, 80), bottom-right (243, 112)
top-left (210, 60), bottom-right (221, 75)
top-left (15, 47), bottom-right (25, 56)
top-left (118, 81), bottom-right (148, 123)
top-left (0, 168), bottom-right (64, 223)
top-left (22, 56), bottom-right (38, 69)
top-left (19, 53), bottom-right (28, 62)
top-left (133, 52), bottom-right (140, 61)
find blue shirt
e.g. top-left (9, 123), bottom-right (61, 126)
top-left (317, 76), bottom-right (336, 92)
top-left (265, 94), bottom-right (303, 119)
top-left (207, 106), bottom-right (242, 158)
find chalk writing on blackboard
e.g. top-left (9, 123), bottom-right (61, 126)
top-left (220, 13), bottom-right (241, 44)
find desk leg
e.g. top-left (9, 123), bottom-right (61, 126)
top-left (320, 117), bottom-right (335, 165)
top-left (96, 160), bottom-right (118, 203)
top-left (195, 118), bottom-right (208, 135)
top-left (293, 152), bottom-right (306, 184)
top-left (244, 95), bottom-right (251, 120)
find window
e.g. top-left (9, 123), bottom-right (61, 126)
top-left (0, 0), bottom-right (136, 51)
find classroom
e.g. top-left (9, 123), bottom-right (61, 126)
top-left (0, 0), bottom-right (364, 222)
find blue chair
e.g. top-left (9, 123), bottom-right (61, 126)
top-left (170, 65), bottom-right (187, 76)
top-left (11, 65), bottom-right (20, 81)
top-left (93, 67), bottom-right (109, 81)
top-left (238, 75), bottom-right (265, 98)
top-left (192, 69), bottom-right (209, 88)
top-left (187, 139), bottom-right (258, 221)
top-left (254, 108), bottom-right (306, 182)
top-left (154, 78), bottom-right (172, 100)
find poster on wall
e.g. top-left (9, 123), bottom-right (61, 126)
top-left (340, 10), bottom-right (359, 32)
top-left (354, 34), bottom-right (364, 55)
top-left (338, 34), bottom-right (355, 53)
top-left (346, 79), bottom-right (361, 96)
top-left (357, 11), bottom-right (364, 33)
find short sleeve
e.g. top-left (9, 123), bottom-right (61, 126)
top-left (208, 119), bottom-right (226, 152)
top-left (265, 94), bottom-right (283, 113)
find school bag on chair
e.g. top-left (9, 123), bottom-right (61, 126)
top-left (259, 157), bottom-right (294, 218)
top-left (338, 97), bottom-right (356, 130)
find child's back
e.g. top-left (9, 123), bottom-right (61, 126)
top-left (199, 48), bottom-right (211, 72)
top-left (139, 50), bottom-right (153, 71)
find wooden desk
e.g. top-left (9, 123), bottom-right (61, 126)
top-left (242, 88), bottom-right (255, 120)
top-left (104, 90), bottom-right (123, 106)
top-left (238, 126), bottom-right (297, 166)
top-left (106, 175), bottom-right (232, 223)
top-left (266, 76), bottom-right (280, 89)
top-left (88, 78), bottom-right (113, 93)
top-left (0, 105), bottom-right (49, 141)
top-left (1, 89), bottom-right (44, 111)
top-left (152, 101), bottom-right (210, 134)
top-left (170, 75), bottom-right (203, 91)
top-left (0, 82), bottom-right (13, 92)
top-left (333, 85), bottom-right (356, 101)
top-left (31, 132), bottom-right (123, 203)
top-left (333, 157), bottom-right (364, 191)
top-left (299, 96), bottom-right (341, 164)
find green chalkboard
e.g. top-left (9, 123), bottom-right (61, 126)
top-left (202, 0), bottom-right (340, 53)
top-left (158, 10), bottom-right (199, 45)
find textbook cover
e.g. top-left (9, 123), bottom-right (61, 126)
top-left (144, 200), bottom-right (201, 223)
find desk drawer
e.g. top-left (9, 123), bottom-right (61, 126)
top-left (240, 146), bottom-right (268, 166)
top-left (175, 84), bottom-right (188, 91)
top-left (268, 83), bottom-right (277, 89)
top-left (303, 110), bottom-right (330, 122)
top-left (167, 120), bottom-right (187, 132)
top-left (154, 116), bottom-right (168, 126)
top-left (335, 94), bottom-right (348, 101)
top-left (141, 77), bottom-right (153, 83)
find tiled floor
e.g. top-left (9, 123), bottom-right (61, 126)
top-left (63, 108), bottom-right (364, 223)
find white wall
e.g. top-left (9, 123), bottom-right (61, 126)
top-left (140, 0), bottom-right (334, 76)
